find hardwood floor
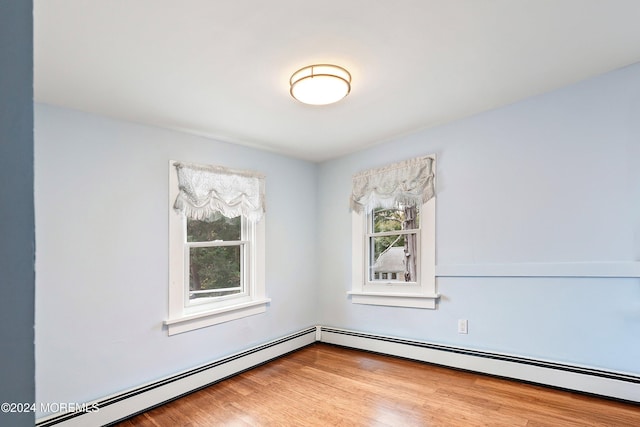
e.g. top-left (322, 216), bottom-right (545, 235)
top-left (115, 343), bottom-right (640, 426)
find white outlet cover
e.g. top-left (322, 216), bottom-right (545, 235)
top-left (458, 319), bottom-right (468, 334)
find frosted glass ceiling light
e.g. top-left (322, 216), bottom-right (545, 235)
top-left (290, 64), bottom-right (351, 105)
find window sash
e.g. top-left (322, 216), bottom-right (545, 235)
top-left (185, 246), bottom-right (248, 306)
top-left (366, 233), bottom-right (420, 285)
top-left (366, 229), bottom-right (418, 238)
top-left (186, 240), bottom-right (248, 248)
top-left (366, 205), bottom-right (420, 285)
top-left (184, 233), bottom-right (249, 308)
top-left (189, 287), bottom-right (242, 295)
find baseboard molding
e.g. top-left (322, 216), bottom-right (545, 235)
top-left (35, 327), bottom-right (317, 427)
top-left (36, 325), bottom-right (640, 426)
top-left (319, 326), bottom-right (640, 403)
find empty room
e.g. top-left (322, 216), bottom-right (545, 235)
top-left (2, 1), bottom-right (640, 426)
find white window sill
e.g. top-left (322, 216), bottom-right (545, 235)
top-left (164, 298), bottom-right (271, 336)
top-left (347, 291), bottom-right (439, 309)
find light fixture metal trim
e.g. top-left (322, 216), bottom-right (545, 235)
top-left (290, 64), bottom-right (352, 105)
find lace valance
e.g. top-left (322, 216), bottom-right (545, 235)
top-left (173, 162), bottom-right (265, 222)
top-left (350, 156), bottom-right (435, 213)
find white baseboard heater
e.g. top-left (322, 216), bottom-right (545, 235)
top-left (36, 327), bottom-right (317, 427)
top-left (36, 326), bottom-right (639, 426)
top-left (319, 326), bottom-right (640, 404)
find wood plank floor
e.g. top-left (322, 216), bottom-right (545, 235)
top-left (115, 343), bottom-right (640, 426)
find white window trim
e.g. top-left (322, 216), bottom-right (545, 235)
top-left (349, 178), bottom-right (438, 309)
top-left (165, 161), bottom-right (269, 335)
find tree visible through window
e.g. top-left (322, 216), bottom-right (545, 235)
top-left (187, 216), bottom-right (244, 301)
top-left (370, 205), bottom-right (420, 282)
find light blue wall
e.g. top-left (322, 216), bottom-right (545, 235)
top-left (35, 62), bottom-right (640, 414)
top-left (35, 105), bottom-right (318, 409)
top-left (0, 1), bottom-right (35, 426)
top-left (317, 63), bottom-right (640, 373)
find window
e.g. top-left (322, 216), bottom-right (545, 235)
top-left (369, 204), bottom-right (420, 283)
top-left (186, 216), bottom-right (245, 303)
top-left (349, 155), bottom-right (438, 308)
top-left (165, 161), bottom-right (269, 335)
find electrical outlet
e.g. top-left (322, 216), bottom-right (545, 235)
top-left (458, 319), bottom-right (468, 334)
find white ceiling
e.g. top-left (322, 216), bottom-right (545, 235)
top-left (34, 1), bottom-right (640, 162)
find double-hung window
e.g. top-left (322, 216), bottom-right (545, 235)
top-left (165, 161), bottom-right (269, 335)
top-left (349, 155), bottom-right (438, 309)
top-left (186, 215), bottom-right (247, 303)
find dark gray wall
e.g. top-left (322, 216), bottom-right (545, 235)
top-left (0, 1), bottom-right (35, 426)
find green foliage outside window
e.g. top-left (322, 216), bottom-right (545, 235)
top-left (372, 206), bottom-right (419, 256)
top-left (187, 216), bottom-right (242, 298)
top-left (187, 215), bottom-right (241, 242)
top-left (371, 205), bottom-right (419, 282)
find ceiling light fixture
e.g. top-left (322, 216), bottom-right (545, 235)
top-left (289, 64), bottom-right (351, 105)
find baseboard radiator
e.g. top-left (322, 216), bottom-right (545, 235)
top-left (319, 326), bottom-right (640, 403)
top-left (36, 326), bottom-right (639, 426)
top-left (35, 327), bottom-right (317, 427)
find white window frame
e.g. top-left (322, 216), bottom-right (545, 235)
top-left (165, 162), bottom-right (269, 335)
top-left (349, 162), bottom-right (438, 309)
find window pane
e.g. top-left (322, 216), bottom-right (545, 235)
top-left (189, 245), bottom-right (242, 300)
top-left (369, 233), bottom-right (418, 282)
top-left (372, 205), bottom-right (419, 233)
top-left (187, 215), bottom-right (241, 242)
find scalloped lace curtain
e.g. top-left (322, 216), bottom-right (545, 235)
top-left (350, 156), bottom-right (435, 213)
top-left (173, 162), bottom-right (265, 222)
